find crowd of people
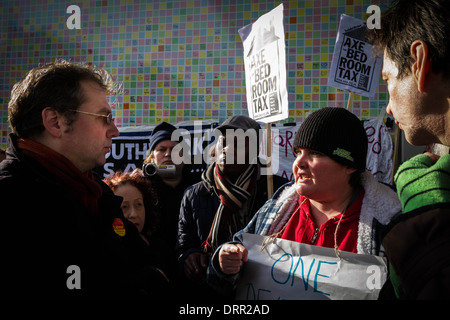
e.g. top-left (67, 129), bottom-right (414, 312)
top-left (1, 0), bottom-right (450, 300)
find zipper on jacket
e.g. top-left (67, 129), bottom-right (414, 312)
top-left (310, 227), bottom-right (319, 244)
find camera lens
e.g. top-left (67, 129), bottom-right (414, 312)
top-left (142, 163), bottom-right (156, 176)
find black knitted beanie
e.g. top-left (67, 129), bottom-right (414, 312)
top-left (293, 107), bottom-right (367, 172)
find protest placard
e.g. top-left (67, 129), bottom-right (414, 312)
top-left (328, 14), bottom-right (382, 98)
top-left (235, 233), bottom-right (388, 300)
top-left (238, 4), bottom-right (289, 196)
top-left (239, 4), bottom-right (288, 124)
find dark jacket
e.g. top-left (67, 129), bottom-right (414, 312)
top-left (148, 169), bottom-right (200, 251)
top-left (382, 152), bottom-right (450, 299)
top-left (176, 164), bottom-right (288, 265)
top-left (382, 203), bottom-right (450, 299)
top-left (0, 134), bottom-right (168, 299)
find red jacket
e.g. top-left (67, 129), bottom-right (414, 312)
top-left (280, 191), bottom-right (364, 253)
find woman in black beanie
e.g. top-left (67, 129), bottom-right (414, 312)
top-left (208, 107), bottom-right (401, 297)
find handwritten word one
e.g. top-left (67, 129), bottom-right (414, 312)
top-left (271, 253), bottom-right (337, 296)
top-left (243, 253), bottom-right (384, 300)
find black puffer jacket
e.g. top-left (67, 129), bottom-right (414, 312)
top-left (382, 204), bottom-right (450, 299)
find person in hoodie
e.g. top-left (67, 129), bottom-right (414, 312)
top-left (175, 115), bottom-right (288, 299)
top-left (207, 107), bottom-right (401, 298)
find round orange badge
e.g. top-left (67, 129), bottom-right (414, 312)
top-left (112, 218), bottom-right (126, 237)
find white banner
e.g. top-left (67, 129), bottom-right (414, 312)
top-left (239, 4), bottom-right (288, 123)
top-left (235, 233), bottom-right (387, 300)
top-left (328, 14), bottom-right (383, 98)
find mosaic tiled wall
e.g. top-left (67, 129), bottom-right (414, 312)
top-left (0, 0), bottom-right (390, 150)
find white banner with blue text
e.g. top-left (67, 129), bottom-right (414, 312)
top-left (235, 233), bottom-right (387, 300)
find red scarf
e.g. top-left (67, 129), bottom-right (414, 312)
top-left (17, 138), bottom-right (103, 214)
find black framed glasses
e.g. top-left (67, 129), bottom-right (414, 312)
top-left (69, 109), bottom-right (114, 124)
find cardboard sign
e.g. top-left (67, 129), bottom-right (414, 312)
top-left (328, 14), bottom-right (382, 98)
top-left (235, 233), bottom-right (387, 300)
top-left (239, 4), bottom-right (288, 123)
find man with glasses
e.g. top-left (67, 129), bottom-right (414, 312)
top-left (0, 61), bottom-right (169, 299)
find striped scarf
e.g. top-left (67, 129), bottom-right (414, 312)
top-left (202, 162), bottom-right (258, 254)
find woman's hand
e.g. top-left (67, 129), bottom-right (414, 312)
top-left (218, 243), bottom-right (248, 275)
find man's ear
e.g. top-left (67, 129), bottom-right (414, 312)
top-left (41, 107), bottom-right (64, 138)
top-left (411, 40), bottom-right (431, 93)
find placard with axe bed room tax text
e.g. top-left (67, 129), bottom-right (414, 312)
top-left (328, 14), bottom-right (382, 98)
top-left (239, 3), bottom-right (288, 123)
